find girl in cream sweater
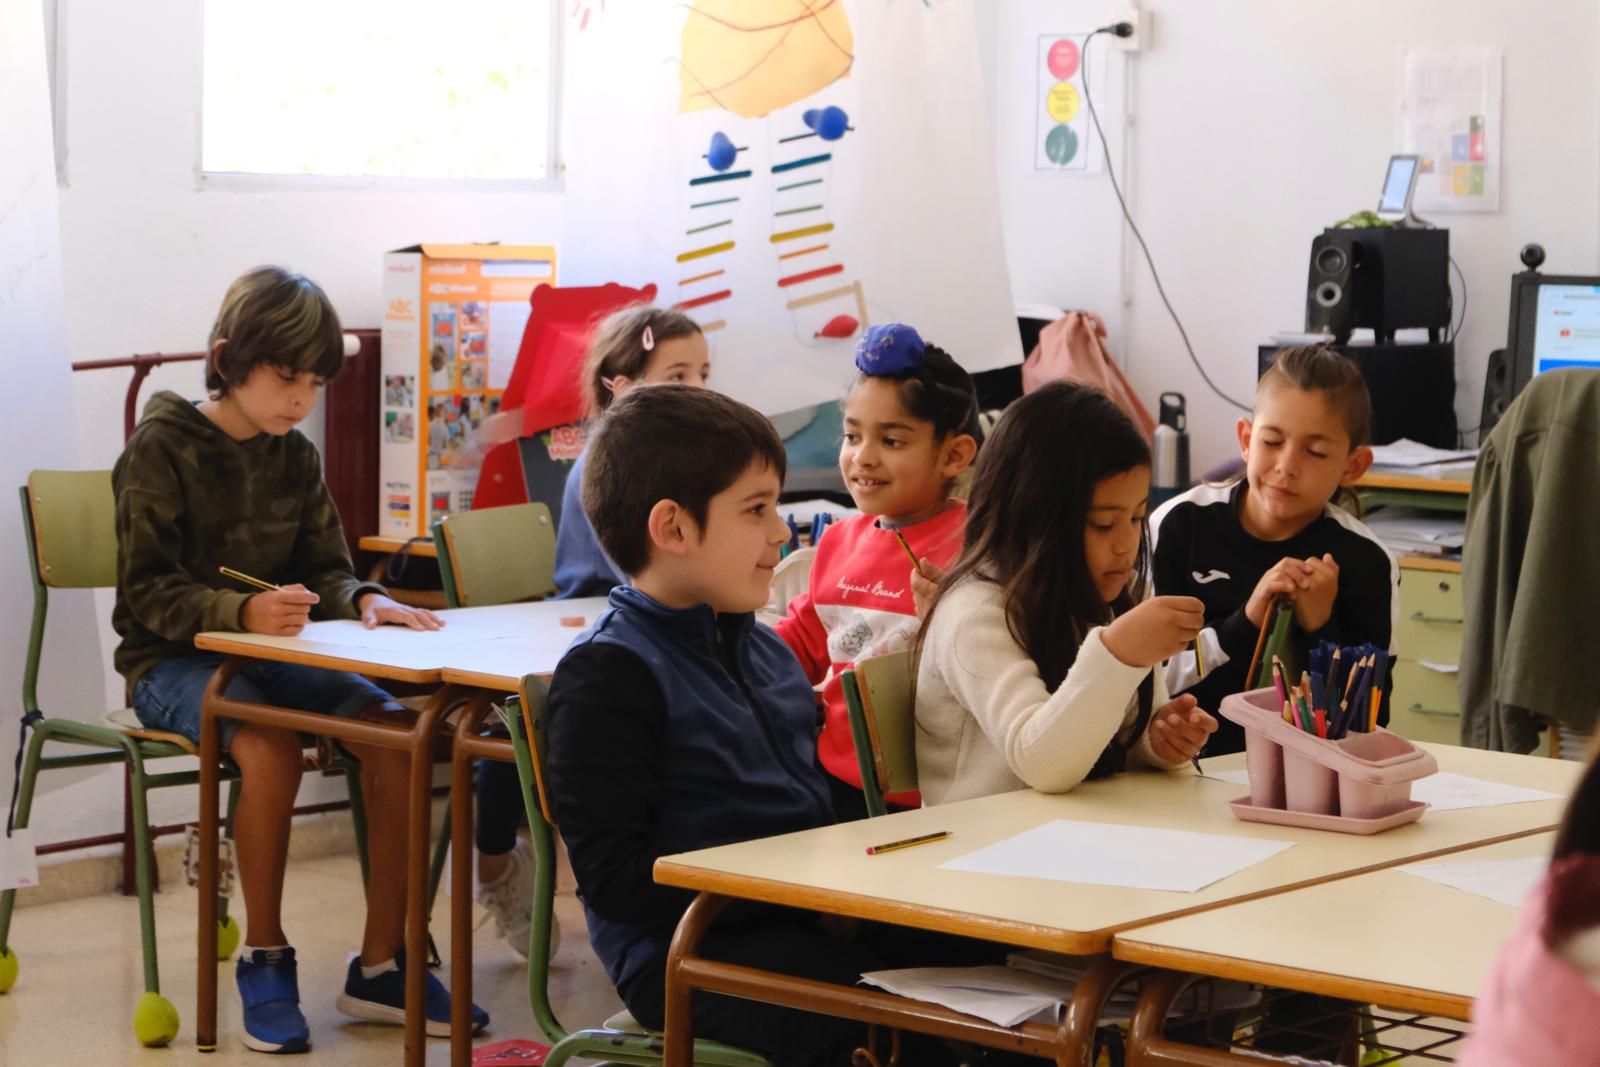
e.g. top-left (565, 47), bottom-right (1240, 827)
top-left (915, 382), bottom-right (1218, 806)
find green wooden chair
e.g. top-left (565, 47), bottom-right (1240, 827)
top-left (425, 501), bottom-right (559, 932)
top-left (841, 650), bottom-right (918, 819)
top-left (0, 471), bottom-right (248, 1046)
top-left (432, 502), bottom-right (557, 609)
top-left (503, 675), bottom-right (771, 1066)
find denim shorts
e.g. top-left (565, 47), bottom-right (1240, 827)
top-left (131, 653), bottom-right (392, 753)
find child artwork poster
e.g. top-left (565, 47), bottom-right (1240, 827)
top-left (1399, 47), bottom-right (1502, 213)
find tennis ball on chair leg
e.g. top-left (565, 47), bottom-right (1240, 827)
top-left (0, 948), bottom-right (18, 993)
top-left (133, 991), bottom-right (180, 1047)
top-left (216, 914), bottom-right (241, 960)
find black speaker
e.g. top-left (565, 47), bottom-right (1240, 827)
top-left (1479, 348), bottom-right (1512, 438)
top-left (1305, 232), bottom-right (1366, 344)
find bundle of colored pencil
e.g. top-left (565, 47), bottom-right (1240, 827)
top-left (1270, 642), bottom-right (1391, 741)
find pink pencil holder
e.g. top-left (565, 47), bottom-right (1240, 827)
top-left (1220, 688), bottom-right (1437, 832)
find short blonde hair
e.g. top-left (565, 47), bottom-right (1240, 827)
top-left (207, 266), bottom-right (344, 397)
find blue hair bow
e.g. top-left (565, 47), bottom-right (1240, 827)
top-left (854, 323), bottom-right (925, 376)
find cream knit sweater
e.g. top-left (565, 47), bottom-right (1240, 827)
top-left (915, 577), bottom-right (1184, 806)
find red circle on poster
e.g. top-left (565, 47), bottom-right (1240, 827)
top-left (1047, 38), bottom-right (1080, 81)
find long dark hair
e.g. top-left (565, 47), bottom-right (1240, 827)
top-left (919, 382), bottom-right (1152, 693)
top-left (1544, 737), bottom-right (1600, 947)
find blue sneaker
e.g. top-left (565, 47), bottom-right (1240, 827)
top-left (236, 948), bottom-right (311, 1054)
top-left (336, 949), bottom-right (489, 1037)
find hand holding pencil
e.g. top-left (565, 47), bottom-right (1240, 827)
top-left (236, 579), bottom-right (319, 637)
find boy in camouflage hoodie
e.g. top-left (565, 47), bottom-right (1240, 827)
top-left (114, 266), bottom-right (485, 1053)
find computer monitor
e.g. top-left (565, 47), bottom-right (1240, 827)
top-left (1377, 155), bottom-right (1420, 221)
top-left (1499, 273), bottom-right (1600, 410)
top-left (1511, 277), bottom-right (1600, 388)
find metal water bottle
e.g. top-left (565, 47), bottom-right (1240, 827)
top-left (1151, 392), bottom-right (1189, 505)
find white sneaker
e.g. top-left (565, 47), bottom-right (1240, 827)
top-left (476, 837), bottom-right (559, 961)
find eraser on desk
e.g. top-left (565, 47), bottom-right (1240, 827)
top-left (560, 616), bottom-right (586, 628)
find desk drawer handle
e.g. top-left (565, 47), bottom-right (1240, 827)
top-left (1409, 611), bottom-right (1463, 625)
top-left (1410, 704), bottom-right (1461, 718)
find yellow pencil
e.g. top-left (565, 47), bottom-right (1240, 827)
top-left (890, 528), bottom-right (926, 578)
top-left (1193, 637), bottom-right (1207, 678)
top-left (865, 830), bottom-right (949, 856)
top-left (218, 565), bottom-right (280, 593)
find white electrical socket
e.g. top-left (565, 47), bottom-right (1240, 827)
top-left (1109, 9), bottom-right (1146, 52)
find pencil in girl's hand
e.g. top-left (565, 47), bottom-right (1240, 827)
top-left (219, 565), bottom-right (279, 593)
top-left (890, 528), bottom-right (925, 577)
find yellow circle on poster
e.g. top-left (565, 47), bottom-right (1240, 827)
top-left (1046, 81), bottom-right (1080, 123)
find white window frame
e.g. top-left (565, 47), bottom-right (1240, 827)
top-left (194, 0), bottom-right (565, 192)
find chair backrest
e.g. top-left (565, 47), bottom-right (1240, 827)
top-left (23, 471), bottom-right (117, 589)
top-left (433, 502), bottom-right (557, 608)
top-left (766, 546), bottom-right (816, 614)
top-left (841, 649), bottom-right (917, 818)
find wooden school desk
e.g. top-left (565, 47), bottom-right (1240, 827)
top-left (192, 598), bottom-right (605, 1065)
top-left (1115, 832), bottom-right (1557, 1066)
top-left (652, 746), bottom-right (1579, 1066)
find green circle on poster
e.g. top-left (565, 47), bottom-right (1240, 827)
top-left (1045, 124), bottom-right (1079, 165)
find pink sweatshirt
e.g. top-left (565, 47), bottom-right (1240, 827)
top-left (1461, 857), bottom-right (1600, 1066)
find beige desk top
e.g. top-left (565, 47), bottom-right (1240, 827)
top-left (1113, 832), bottom-right (1555, 1020)
top-left (655, 746), bottom-right (1578, 956)
top-left (195, 598), bottom-right (607, 685)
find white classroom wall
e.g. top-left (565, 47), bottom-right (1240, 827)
top-left (985, 0), bottom-right (1600, 470)
top-left (34, 0), bottom-right (1600, 848)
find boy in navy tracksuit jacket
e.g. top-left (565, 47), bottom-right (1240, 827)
top-left (546, 386), bottom-right (960, 1067)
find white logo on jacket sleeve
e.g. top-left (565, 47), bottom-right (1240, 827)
top-left (1191, 569), bottom-right (1232, 585)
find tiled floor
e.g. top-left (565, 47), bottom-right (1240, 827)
top-left (0, 847), bottom-right (621, 1065)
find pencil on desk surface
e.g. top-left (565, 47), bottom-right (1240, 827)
top-left (218, 565), bottom-right (279, 593)
top-left (865, 830), bottom-right (949, 856)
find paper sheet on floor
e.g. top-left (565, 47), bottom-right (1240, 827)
top-left (1412, 772), bottom-right (1561, 812)
top-left (1399, 855), bottom-right (1548, 908)
top-left (937, 819), bottom-right (1294, 892)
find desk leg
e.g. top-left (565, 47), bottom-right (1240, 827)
top-left (663, 892), bottom-right (732, 1067)
top-left (1126, 969), bottom-right (1242, 1067)
top-left (1056, 956), bottom-right (1142, 1067)
top-left (450, 694), bottom-right (496, 1067)
top-left (405, 686), bottom-right (460, 1065)
top-left (197, 658), bottom-right (246, 1053)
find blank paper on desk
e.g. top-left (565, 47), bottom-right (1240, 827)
top-left (938, 819), bottom-right (1295, 893)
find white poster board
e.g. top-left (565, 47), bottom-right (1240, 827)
top-left (1399, 47), bottom-right (1502, 214)
top-left (561, 0), bottom-right (1019, 416)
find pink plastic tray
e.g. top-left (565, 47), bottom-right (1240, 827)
top-left (1219, 688), bottom-right (1438, 832)
top-left (1228, 797), bottom-right (1427, 835)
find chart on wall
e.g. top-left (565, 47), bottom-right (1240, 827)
top-left (561, 0), bottom-right (1020, 417)
top-left (1033, 34), bottom-right (1103, 173)
top-left (1399, 47), bottom-right (1502, 214)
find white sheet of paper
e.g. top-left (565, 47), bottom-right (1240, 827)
top-left (1207, 769), bottom-right (1252, 787)
top-left (1412, 772), bottom-right (1561, 813)
top-left (860, 966), bottom-right (1065, 1028)
top-left (937, 819), bottom-right (1294, 893)
top-left (298, 618), bottom-right (517, 651)
top-left (1399, 856), bottom-right (1547, 908)
top-left (0, 829), bottom-right (40, 891)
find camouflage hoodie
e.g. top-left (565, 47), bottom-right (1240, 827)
top-left (112, 390), bottom-right (384, 688)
